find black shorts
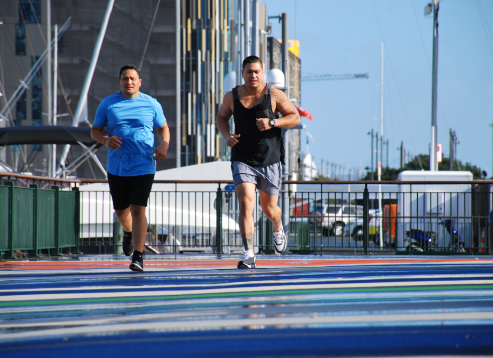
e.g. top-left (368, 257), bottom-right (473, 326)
top-left (107, 173), bottom-right (155, 210)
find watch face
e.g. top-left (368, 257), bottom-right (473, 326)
top-left (270, 119), bottom-right (275, 127)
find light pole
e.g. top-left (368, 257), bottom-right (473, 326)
top-left (490, 122), bottom-right (493, 176)
top-left (368, 129), bottom-right (375, 180)
top-left (425, 0), bottom-right (440, 171)
top-left (384, 139), bottom-right (389, 168)
top-left (375, 132), bottom-right (379, 179)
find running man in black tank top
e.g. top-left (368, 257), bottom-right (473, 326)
top-left (217, 56), bottom-right (300, 268)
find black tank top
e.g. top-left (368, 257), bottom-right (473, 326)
top-left (230, 84), bottom-right (285, 167)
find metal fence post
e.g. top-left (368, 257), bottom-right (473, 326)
top-left (72, 187), bottom-right (81, 254)
top-left (7, 182), bottom-right (14, 259)
top-left (216, 184), bottom-right (223, 254)
top-left (29, 184), bottom-right (40, 258)
top-left (51, 185), bottom-right (61, 256)
top-left (363, 183), bottom-right (369, 255)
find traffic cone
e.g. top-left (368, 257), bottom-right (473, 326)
top-left (480, 227), bottom-right (486, 253)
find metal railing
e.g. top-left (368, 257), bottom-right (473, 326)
top-left (1, 173), bottom-right (492, 256)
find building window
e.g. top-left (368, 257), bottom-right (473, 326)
top-left (19, 0), bottom-right (42, 24)
top-left (32, 56), bottom-right (43, 151)
top-left (15, 23), bottom-right (26, 56)
top-left (15, 91), bottom-right (27, 126)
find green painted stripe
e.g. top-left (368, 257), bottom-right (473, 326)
top-left (1, 284), bottom-right (492, 308)
top-left (3, 295), bottom-right (492, 319)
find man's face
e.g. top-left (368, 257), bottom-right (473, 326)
top-left (119, 69), bottom-right (142, 98)
top-left (241, 62), bottom-right (263, 89)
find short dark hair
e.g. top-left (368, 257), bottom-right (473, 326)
top-left (119, 65), bottom-right (140, 79)
top-left (242, 55), bottom-right (263, 70)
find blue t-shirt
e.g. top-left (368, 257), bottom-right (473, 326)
top-left (93, 92), bottom-right (167, 176)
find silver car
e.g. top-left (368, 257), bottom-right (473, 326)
top-left (308, 204), bottom-right (364, 236)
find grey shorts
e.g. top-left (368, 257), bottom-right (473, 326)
top-left (232, 161), bottom-right (282, 196)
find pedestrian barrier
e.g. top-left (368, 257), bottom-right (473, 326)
top-left (0, 179), bottom-right (80, 259)
top-left (1, 174), bottom-right (491, 257)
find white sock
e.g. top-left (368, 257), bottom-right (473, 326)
top-left (274, 224), bottom-right (283, 234)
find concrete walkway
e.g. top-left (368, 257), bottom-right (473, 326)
top-left (1, 254), bottom-right (493, 357)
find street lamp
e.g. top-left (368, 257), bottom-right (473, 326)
top-left (425, 0), bottom-right (440, 171)
top-left (367, 129), bottom-right (376, 180)
top-left (490, 122), bottom-right (493, 177)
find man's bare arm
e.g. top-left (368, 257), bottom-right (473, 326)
top-left (150, 122), bottom-right (170, 160)
top-left (270, 87), bottom-right (301, 129)
top-left (216, 92), bottom-right (241, 147)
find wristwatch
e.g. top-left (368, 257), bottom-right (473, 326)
top-left (269, 119), bottom-right (276, 128)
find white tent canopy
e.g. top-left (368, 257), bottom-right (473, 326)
top-left (78, 161), bottom-right (239, 238)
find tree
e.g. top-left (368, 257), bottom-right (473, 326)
top-left (361, 154), bottom-right (482, 180)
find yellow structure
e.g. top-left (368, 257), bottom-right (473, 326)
top-left (277, 39), bottom-right (300, 58)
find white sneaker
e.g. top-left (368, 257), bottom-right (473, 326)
top-left (237, 250), bottom-right (256, 269)
top-left (273, 228), bottom-right (287, 254)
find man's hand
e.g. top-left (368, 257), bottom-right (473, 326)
top-left (227, 134), bottom-right (241, 147)
top-left (256, 117), bottom-right (271, 131)
top-left (105, 136), bottom-right (122, 150)
top-left (91, 126), bottom-right (123, 149)
top-left (150, 142), bottom-right (169, 160)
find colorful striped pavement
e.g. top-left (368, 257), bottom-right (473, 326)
top-left (1, 254), bottom-right (493, 357)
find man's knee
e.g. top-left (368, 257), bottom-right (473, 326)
top-left (263, 204), bottom-right (280, 220)
top-left (115, 208), bottom-right (130, 220)
top-left (130, 205), bottom-right (147, 218)
top-left (238, 197), bottom-right (255, 216)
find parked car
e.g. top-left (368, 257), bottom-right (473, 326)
top-left (344, 209), bottom-right (382, 241)
top-left (308, 204), bottom-right (364, 236)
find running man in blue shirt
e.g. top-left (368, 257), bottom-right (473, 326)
top-left (91, 64), bottom-right (170, 271)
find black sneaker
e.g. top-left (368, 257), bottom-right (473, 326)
top-left (129, 252), bottom-right (144, 271)
top-left (122, 231), bottom-right (134, 256)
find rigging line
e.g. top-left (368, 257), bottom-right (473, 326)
top-left (410, 0), bottom-right (431, 69)
top-left (410, 0), bottom-right (449, 131)
top-left (369, 58), bottom-right (379, 126)
top-left (371, 0), bottom-right (423, 170)
top-left (19, 0), bottom-right (51, 112)
top-left (475, 0), bottom-right (493, 60)
top-left (2, 21), bottom-right (30, 75)
top-left (29, 0), bottom-right (48, 46)
top-left (476, 0), bottom-right (493, 42)
top-left (139, 0), bottom-right (161, 70)
top-left (56, 69), bottom-right (75, 123)
top-left (0, 19), bottom-right (71, 124)
top-left (17, 0), bottom-right (50, 116)
top-left (0, 21), bottom-right (31, 124)
top-left (7, 0), bottom-right (39, 161)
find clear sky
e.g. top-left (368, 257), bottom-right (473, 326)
top-left (262, 0), bottom-right (493, 178)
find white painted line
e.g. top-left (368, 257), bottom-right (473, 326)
top-left (2, 274), bottom-right (492, 293)
top-left (2, 279), bottom-right (492, 302)
top-left (1, 311), bottom-right (493, 341)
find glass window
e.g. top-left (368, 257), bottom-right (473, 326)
top-left (19, 0), bottom-right (41, 24)
top-left (32, 119), bottom-right (42, 151)
top-left (31, 56), bottom-right (43, 152)
top-left (16, 91), bottom-right (27, 123)
top-left (327, 206), bottom-right (340, 214)
top-left (15, 24), bottom-right (26, 56)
